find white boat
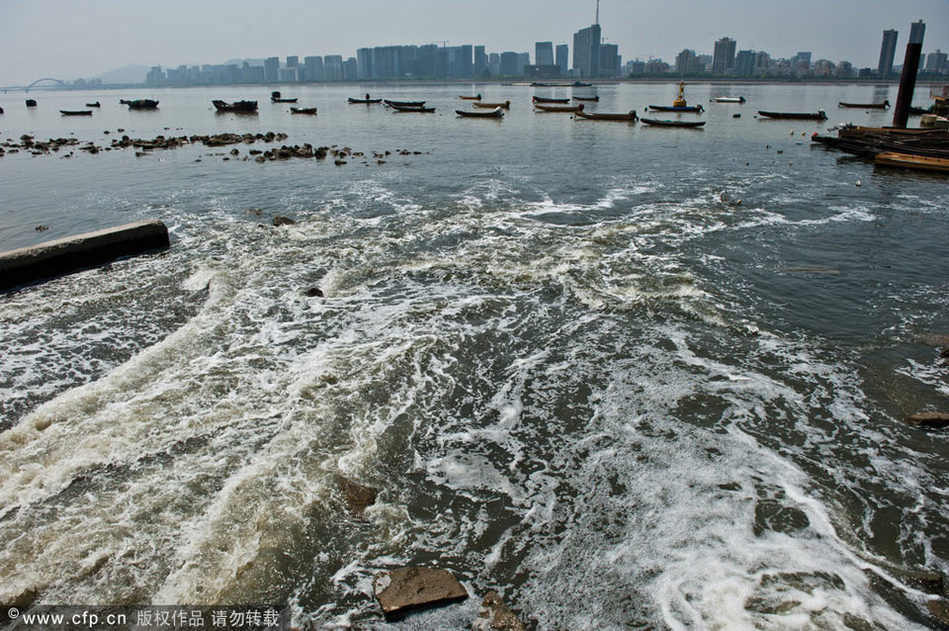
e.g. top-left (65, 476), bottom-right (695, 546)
top-left (711, 96), bottom-right (746, 103)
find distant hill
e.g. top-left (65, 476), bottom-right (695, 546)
top-left (91, 65), bottom-right (149, 85)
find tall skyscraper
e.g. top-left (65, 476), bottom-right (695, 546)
top-left (264, 57), bottom-right (279, 83)
top-left (878, 29), bottom-right (898, 76)
top-left (356, 48), bottom-right (373, 79)
top-left (599, 44), bottom-right (619, 77)
top-left (474, 46), bottom-right (488, 76)
top-left (535, 42), bottom-right (554, 66)
top-left (304, 56), bottom-right (324, 82)
top-left (556, 44), bottom-right (569, 74)
top-left (573, 24), bottom-right (601, 78)
top-left (712, 37), bottom-right (736, 74)
top-left (926, 50), bottom-right (947, 74)
top-left (735, 50), bottom-right (756, 76)
top-left (910, 20), bottom-right (925, 44)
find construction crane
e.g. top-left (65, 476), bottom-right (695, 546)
top-left (435, 41), bottom-right (449, 48)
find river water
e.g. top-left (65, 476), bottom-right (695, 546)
top-left (0, 82), bottom-right (947, 629)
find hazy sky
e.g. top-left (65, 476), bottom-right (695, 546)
top-left (0, 0), bottom-right (946, 85)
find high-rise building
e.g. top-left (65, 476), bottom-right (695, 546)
top-left (356, 48), bottom-right (373, 79)
top-left (573, 24), bottom-right (601, 78)
top-left (599, 44), bottom-right (619, 77)
top-left (499, 51), bottom-right (520, 76)
top-left (286, 56), bottom-right (298, 68)
top-left (878, 29), bottom-right (898, 76)
top-left (323, 55), bottom-right (343, 81)
top-left (735, 50), bottom-right (756, 76)
top-left (556, 44), bottom-right (569, 74)
top-left (517, 52), bottom-right (530, 75)
top-left (474, 46), bottom-right (488, 76)
top-left (343, 58), bottom-right (358, 82)
top-left (304, 56), bottom-right (324, 82)
top-left (910, 20), bottom-right (925, 45)
top-left (675, 49), bottom-right (700, 74)
top-left (489, 52), bottom-right (500, 77)
top-left (535, 42), bottom-right (554, 67)
top-left (264, 57), bottom-right (280, 83)
top-left (926, 49), bottom-right (948, 74)
top-left (712, 37), bottom-right (736, 74)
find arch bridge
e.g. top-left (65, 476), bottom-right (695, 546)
top-left (25, 78), bottom-right (67, 92)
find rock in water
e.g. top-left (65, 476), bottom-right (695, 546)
top-left (473, 590), bottom-right (526, 631)
top-left (929, 599), bottom-right (949, 626)
top-left (272, 215), bottom-right (296, 227)
top-left (373, 567), bottom-right (467, 620)
top-left (904, 412), bottom-right (949, 429)
top-left (334, 474), bottom-right (375, 517)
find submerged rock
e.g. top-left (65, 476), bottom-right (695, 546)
top-left (334, 474), bottom-right (375, 516)
top-left (373, 567), bottom-right (468, 621)
top-left (272, 215), bottom-right (296, 227)
top-left (904, 412), bottom-right (949, 429)
top-left (929, 599), bottom-right (949, 626)
top-left (305, 287), bottom-right (324, 298)
top-left (473, 590), bottom-right (526, 631)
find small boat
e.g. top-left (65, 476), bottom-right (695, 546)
top-left (348, 95), bottom-right (382, 104)
top-left (120, 99), bottom-right (159, 110)
top-left (874, 151), bottom-right (949, 173)
top-left (0, 106), bottom-right (4, 114)
top-left (838, 100), bottom-right (890, 109)
top-left (384, 99), bottom-right (426, 108)
top-left (572, 81), bottom-right (593, 87)
top-left (473, 100), bottom-right (511, 109)
top-left (648, 104), bottom-right (704, 113)
top-left (573, 95), bottom-right (600, 102)
top-left (712, 96), bottom-right (746, 103)
top-left (758, 109), bottom-right (827, 120)
top-left (533, 96), bottom-right (570, 104)
top-left (641, 117), bottom-right (705, 128)
top-left (212, 99), bottom-right (258, 112)
top-left (271, 91), bottom-right (298, 103)
top-left (910, 105), bottom-right (932, 116)
top-left (390, 104), bottom-right (435, 113)
top-left (60, 110), bottom-right (93, 116)
top-left (86, 101), bottom-right (101, 108)
top-left (576, 110), bottom-right (637, 122)
top-left (535, 103), bottom-right (584, 113)
top-left (459, 94), bottom-right (482, 100)
top-left (289, 106), bottom-right (318, 114)
top-left (25, 99), bottom-right (37, 107)
top-left (456, 107), bottom-right (503, 118)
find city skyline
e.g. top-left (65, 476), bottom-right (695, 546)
top-left (0, 0), bottom-right (947, 86)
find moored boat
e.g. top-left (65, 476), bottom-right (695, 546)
top-left (573, 95), bottom-right (600, 102)
top-left (535, 102), bottom-right (584, 113)
top-left (533, 95), bottom-right (570, 104)
top-left (86, 101), bottom-right (101, 107)
top-left (641, 117), bottom-right (705, 128)
top-left (271, 91), bottom-right (298, 103)
top-left (874, 151), bottom-right (949, 173)
top-left (120, 99), bottom-right (159, 110)
top-left (758, 109), bottom-right (827, 120)
top-left (384, 99), bottom-right (426, 108)
top-left (289, 106), bottom-right (317, 114)
top-left (348, 95), bottom-right (382, 104)
top-left (576, 110), bottom-right (637, 122)
top-left (839, 100), bottom-right (890, 109)
top-left (456, 107), bottom-right (503, 118)
top-left (459, 93), bottom-right (482, 100)
top-left (25, 99), bottom-right (37, 107)
top-left (648, 104), bottom-right (704, 113)
top-left (60, 110), bottom-right (93, 116)
top-left (212, 99), bottom-right (258, 113)
top-left (473, 100), bottom-right (511, 109)
top-left (712, 96), bottom-right (746, 103)
top-left (391, 104), bottom-right (436, 113)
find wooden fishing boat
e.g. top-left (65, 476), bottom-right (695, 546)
top-left (473, 100), bottom-right (511, 109)
top-left (60, 110), bottom-right (93, 116)
top-left (348, 97), bottom-right (382, 104)
top-left (641, 117), bottom-right (705, 128)
top-left (648, 104), bottom-right (704, 113)
top-left (712, 96), bottom-right (745, 103)
top-left (758, 110), bottom-right (827, 120)
top-left (384, 99), bottom-right (426, 108)
top-left (86, 101), bottom-right (101, 107)
top-left (391, 104), bottom-right (435, 113)
top-left (839, 100), bottom-right (889, 109)
top-left (212, 99), bottom-right (258, 112)
top-left (874, 151), bottom-right (949, 173)
top-left (271, 91), bottom-right (298, 103)
top-left (576, 110), bottom-right (637, 122)
top-left (456, 107), bottom-right (503, 118)
top-left (289, 106), bottom-right (318, 114)
top-left (573, 95), bottom-right (600, 102)
top-left (459, 94), bottom-right (482, 100)
top-left (533, 96), bottom-right (570, 104)
top-left (535, 103), bottom-right (584, 113)
top-left (120, 99), bottom-right (159, 110)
